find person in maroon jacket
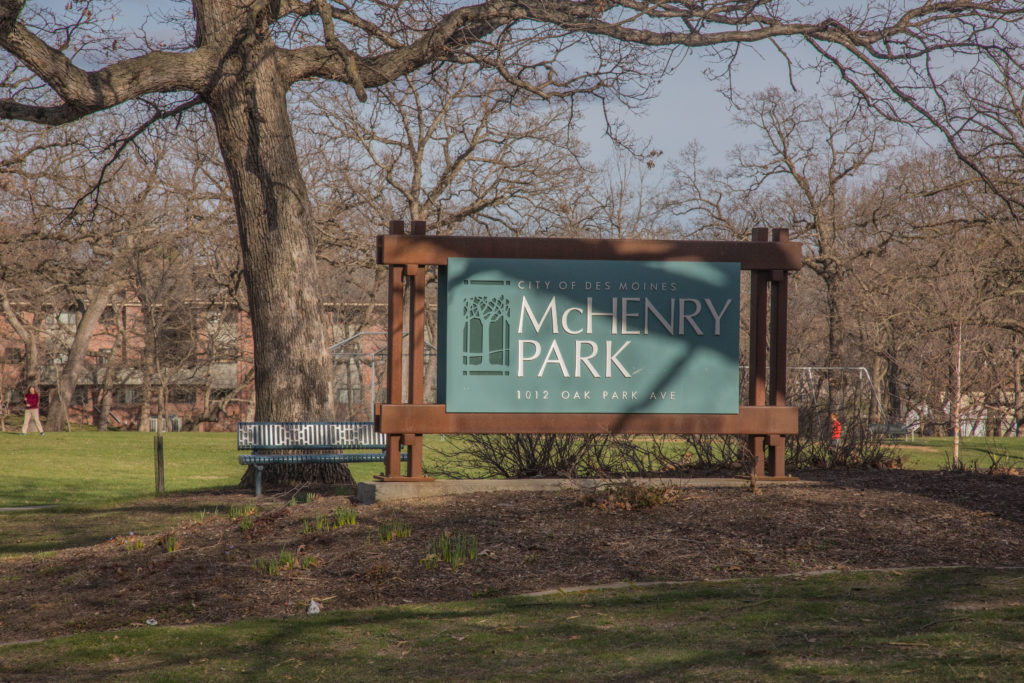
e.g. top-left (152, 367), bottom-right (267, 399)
top-left (22, 385), bottom-right (44, 435)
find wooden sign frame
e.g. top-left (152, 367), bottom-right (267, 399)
top-left (374, 221), bottom-right (799, 482)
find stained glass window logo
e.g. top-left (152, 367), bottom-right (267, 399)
top-left (461, 295), bottom-right (510, 375)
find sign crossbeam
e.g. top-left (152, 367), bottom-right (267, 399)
top-left (378, 234), bottom-right (802, 270)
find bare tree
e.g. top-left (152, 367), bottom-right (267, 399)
top-left (833, 148), bottom-right (1023, 439)
top-left (671, 88), bottom-right (907, 367)
top-left (297, 63), bottom-right (596, 316)
top-left (109, 134), bottom-right (247, 433)
top-left (587, 149), bottom-right (676, 240)
top-left (302, 66), bottom-right (592, 236)
top-left (0, 117), bottom-right (134, 430)
top-left (0, 286), bottom-right (39, 383)
top-left (800, 8), bottom-right (1024, 214)
top-left (0, 110), bottom-right (250, 431)
top-left (44, 282), bottom-right (118, 430)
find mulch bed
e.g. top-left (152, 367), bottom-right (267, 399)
top-left (1, 470), bottom-right (1022, 642)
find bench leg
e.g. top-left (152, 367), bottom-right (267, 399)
top-left (254, 465), bottom-right (264, 497)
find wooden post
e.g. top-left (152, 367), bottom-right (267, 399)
top-left (747, 228), bottom-right (769, 477)
top-left (376, 220), bottom-right (433, 482)
top-left (768, 228), bottom-right (790, 477)
top-left (406, 220), bottom-right (427, 478)
top-left (383, 220), bottom-right (405, 478)
top-left (153, 433), bottom-right (165, 495)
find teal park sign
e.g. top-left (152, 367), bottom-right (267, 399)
top-left (441, 258), bottom-right (741, 414)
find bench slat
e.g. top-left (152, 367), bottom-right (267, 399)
top-left (237, 421), bottom-right (387, 449)
top-left (239, 452), bottom-right (405, 465)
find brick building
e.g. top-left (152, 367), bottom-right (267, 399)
top-left (0, 299), bottom-right (387, 431)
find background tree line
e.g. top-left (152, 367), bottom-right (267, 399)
top-left (2, 76), bottom-right (1022, 436)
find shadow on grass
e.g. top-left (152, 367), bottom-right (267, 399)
top-left (0, 487), bottom-right (257, 555)
top-left (4, 568), bottom-right (1023, 680)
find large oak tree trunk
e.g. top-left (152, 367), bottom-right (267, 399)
top-left (47, 284), bottom-right (118, 431)
top-left (199, 6), bottom-right (351, 488)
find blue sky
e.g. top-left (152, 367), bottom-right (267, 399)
top-left (577, 0), bottom-right (862, 167)
top-left (580, 35), bottom-right (847, 170)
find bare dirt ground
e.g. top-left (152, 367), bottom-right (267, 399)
top-left (1, 470), bottom-right (1022, 643)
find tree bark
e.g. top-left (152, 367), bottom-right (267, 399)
top-left (137, 330), bottom-right (155, 432)
top-left (1014, 339), bottom-right (1023, 437)
top-left (196, 2), bottom-right (349, 487)
top-left (952, 321), bottom-right (963, 464)
top-left (822, 274), bottom-right (843, 371)
top-left (201, 11), bottom-right (335, 424)
top-left (885, 343), bottom-right (903, 422)
top-left (96, 379), bottom-right (112, 431)
top-left (0, 290), bottom-right (39, 383)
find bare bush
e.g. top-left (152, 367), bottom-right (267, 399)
top-left (785, 406), bottom-right (903, 471)
top-left (432, 432), bottom-right (758, 480)
top-left (682, 434), bottom-right (753, 473)
top-left (428, 433), bottom-right (619, 479)
top-left (429, 415), bottom-right (902, 480)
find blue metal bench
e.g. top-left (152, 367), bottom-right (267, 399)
top-left (237, 421), bottom-right (404, 496)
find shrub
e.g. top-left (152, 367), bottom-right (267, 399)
top-left (984, 450), bottom-right (1024, 476)
top-left (430, 412), bottom-right (903, 479)
top-left (612, 434), bottom-right (751, 476)
top-left (253, 548), bottom-right (315, 576)
top-left (431, 432), bottom-right (763, 480)
top-left (579, 481), bottom-right (682, 510)
top-left (333, 507), bottom-right (357, 527)
top-left (422, 531), bottom-right (478, 570)
top-left (378, 519), bottom-right (411, 543)
top-left (683, 434), bottom-right (752, 471)
top-left (947, 441), bottom-right (1024, 476)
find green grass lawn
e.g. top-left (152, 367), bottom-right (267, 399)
top-left (0, 431), bottom-right (455, 508)
top-left (2, 567), bottom-right (1022, 680)
top-left (0, 431), bottom-right (240, 507)
top-left (894, 436), bottom-right (1024, 471)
